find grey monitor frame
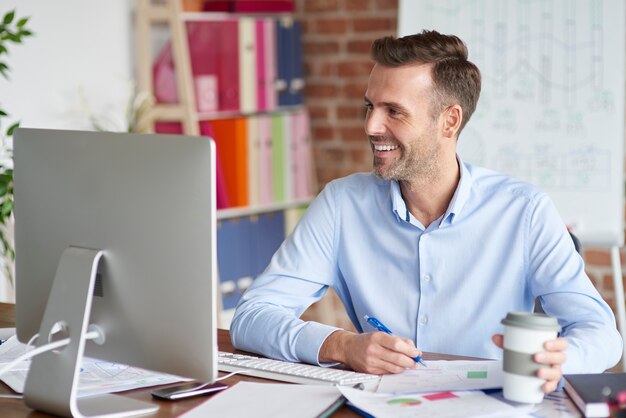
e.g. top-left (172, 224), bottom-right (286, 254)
top-left (13, 128), bottom-right (217, 417)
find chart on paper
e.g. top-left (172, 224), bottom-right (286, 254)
top-left (377, 360), bottom-right (503, 394)
top-left (339, 387), bottom-right (527, 418)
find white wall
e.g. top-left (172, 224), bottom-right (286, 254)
top-left (0, 0), bottom-right (133, 301)
top-left (0, 0), bottom-right (133, 132)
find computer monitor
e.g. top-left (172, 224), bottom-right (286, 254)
top-left (13, 128), bottom-right (218, 417)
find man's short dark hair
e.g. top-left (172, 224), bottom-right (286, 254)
top-left (371, 30), bottom-right (481, 135)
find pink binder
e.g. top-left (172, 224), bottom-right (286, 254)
top-left (264, 18), bottom-right (278, 111)
top-left (291, 110), bottom-right (313, 199)
top-left (257, 114), bottom-right (274, 204)
top-left (256, 19), bottom-right (267, 112)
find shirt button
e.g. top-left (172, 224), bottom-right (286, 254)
top-left (419, 316), bottom-right (428, 325)
top-left (423, 274), bottom-right (431, 282)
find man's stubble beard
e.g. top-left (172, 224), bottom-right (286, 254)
top-left (373, 132), bottom-right (440, 185)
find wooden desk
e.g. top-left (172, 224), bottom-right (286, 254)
top-left (0, 303), bottom-right (367, 417)
top-left (0, 303), bottom-right (577, 417)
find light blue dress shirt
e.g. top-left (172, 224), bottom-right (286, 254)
top-left (231, 160), bottom-right (623, 374)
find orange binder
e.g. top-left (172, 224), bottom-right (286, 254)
top-left (210, 118), bottom-right (249, 207)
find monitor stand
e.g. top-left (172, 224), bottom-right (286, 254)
top-left (23, 246), bottom-right (158, 418)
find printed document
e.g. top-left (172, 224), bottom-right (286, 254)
top-left (0, 335), bottom-right (186, 397)
top-left (378, 360), bottom-right (504, 393)
top-left (340, 386), bottom-right (530, 418)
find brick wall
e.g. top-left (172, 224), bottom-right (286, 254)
top-left (294, 0), bottom-right (625, 329)
top-left (295, 0), bottom-right (398, 186)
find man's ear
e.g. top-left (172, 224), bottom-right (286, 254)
top-left (441, 104), bottom-right (463, 139)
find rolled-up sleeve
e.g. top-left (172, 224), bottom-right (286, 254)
top-left (528, 194), bottom-right (623, 373)
top-left (230, 182), bottom-right (342, 364)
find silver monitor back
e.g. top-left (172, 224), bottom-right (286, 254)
top-left (13, 128), bottom-right (217, 382)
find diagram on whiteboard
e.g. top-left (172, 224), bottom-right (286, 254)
top-left (399, 0), bottom-right (625, 244)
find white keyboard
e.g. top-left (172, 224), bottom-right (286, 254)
top-left (217, 351), bottom-right (380, 389)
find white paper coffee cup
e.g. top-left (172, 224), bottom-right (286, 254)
top-left (501, 312), bottom-right (561, 404)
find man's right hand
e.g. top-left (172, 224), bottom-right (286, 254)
top-left (318, 330), bottom-right (422, 374)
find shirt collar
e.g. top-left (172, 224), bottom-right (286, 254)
top-left (389, 155), bottom-right (474, 227)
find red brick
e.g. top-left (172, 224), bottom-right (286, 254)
top-left (305, 83), bottom-right (340, 99)
top-left (303, 40), bottom-right (340, 55)
top-left (314, 17), bottom-right (349, 34)
top-left (584, 248), bottom-right (612, 265)
top-left (350, 147), bottom-right (370, 165)
top-left (337, 60), bottom-right (374, 77)
top-left (311, 125), bottom-right (335, 140)
top-left (606, 297), bottom-right (617, 315)
top-left (300, 19), bottom-right (312, 33)
top-left (307, 105), bottom-right (329, 119)
top-left (303, 0), bottom-right (340, 12)
top-left (353, 17), bottom-right (396, 32)
top-left (345, 0), bottom-right (372, 11)
top-left (342, 82), bottom-right (369, 99)
top-left (374, 0), bottom-right (398, 10)
top-left (347, 39), bottom-right (374, 54)
top-left (337, 105), bottom-right (363, 119)
top-left (339, 125), bottom-right (367, 142)
top-left (316, 148), bottom-right (345, 163)
top-left (318, 169), bottom-right (346, 185)
top-left (307, 61), bottom-right (337, 77)
top-left (603, 274), bottom-right (626, 293)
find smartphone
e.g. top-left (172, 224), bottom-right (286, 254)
top-left (151, 382), bottom-right (228, 400)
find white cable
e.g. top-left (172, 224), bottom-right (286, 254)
top-left (0, 337), bottom-right (70, 377)
top-left (215, 369), bottom-right (258, 381)
top-left (0, 393), bottom-right (22, 399)
top-left (0, 329), bottom-right (102, 378)
top-left (170, 370), bottom-right (256, 395)
top-left (25, 333), bottom-right (38, 351)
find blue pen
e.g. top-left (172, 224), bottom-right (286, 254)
top-left (364, 315), bottom-right (427, 367)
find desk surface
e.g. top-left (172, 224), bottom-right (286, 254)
top-left (0, 303), bottom-right (581, 418)
top-left (0, 303), bottom-right (371, 417)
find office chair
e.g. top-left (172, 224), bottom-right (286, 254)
top-left (533, 231), bottom-right (582, 314)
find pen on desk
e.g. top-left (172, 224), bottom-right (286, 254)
top-left (363, 315), bottom-right (427, 367)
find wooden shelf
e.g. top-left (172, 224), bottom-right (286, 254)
top-left (217, 198), bottom-right (312, 220)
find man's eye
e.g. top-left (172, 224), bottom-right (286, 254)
top-left (389, 108), bottom-right (401, 116)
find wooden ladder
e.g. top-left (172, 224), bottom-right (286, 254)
top-left (135, 0), bottom-right (224, 319)
top-left (135, 0), bottom-right (199, 135)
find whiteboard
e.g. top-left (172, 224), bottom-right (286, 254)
top-left (399, 0), bottom-right (625, 246)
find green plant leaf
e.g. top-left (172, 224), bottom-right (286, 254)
top-left (1, 199), bottom-right (14, 217)
top-left (7, 121), bottom-right (19, 136)
top-left (16, 17), bottom-right (29, 28)
top-left (0, 45), bottom-right (7, 54)
top-left (0, 65), bottom-right (9, 80)
top-left (0, 110), bottom-right (7, 117)
top-left (0, 172), bottom-right (11, 183)
top-left (0, 184), bottom-right (7, 198)
top-left (3, 10), bottom-right (15, 25)
top-left (6, 32), bottom-right (20, 43)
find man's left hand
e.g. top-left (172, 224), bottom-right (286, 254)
top-left (492, 334), bottom-right (568, 393)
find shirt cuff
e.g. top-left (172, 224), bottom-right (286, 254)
top-left (295, 322), bottom-right (342, 366)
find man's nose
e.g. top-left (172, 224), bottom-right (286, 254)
top-left (364, 109), bottom-right (385, 137)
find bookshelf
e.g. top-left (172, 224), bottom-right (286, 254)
top-left (135, 0), bottom-right (315, 325)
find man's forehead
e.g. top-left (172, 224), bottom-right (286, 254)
top-left (366, 63), bottom-right (435, 99)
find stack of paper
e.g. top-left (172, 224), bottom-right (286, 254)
top-left (179, 381), bottom-right (343, 418)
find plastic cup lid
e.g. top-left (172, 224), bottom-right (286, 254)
top-left (501, 312), bottom-right (561, 332)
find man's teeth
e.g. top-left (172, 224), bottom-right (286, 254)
top-left (374, 144), bottom-right (399, 151)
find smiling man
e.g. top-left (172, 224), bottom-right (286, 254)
top-left (230, 30), bottom-right (622, 393)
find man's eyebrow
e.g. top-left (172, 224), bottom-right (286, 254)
top-left (366, 99), bottom-right (410, 113)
